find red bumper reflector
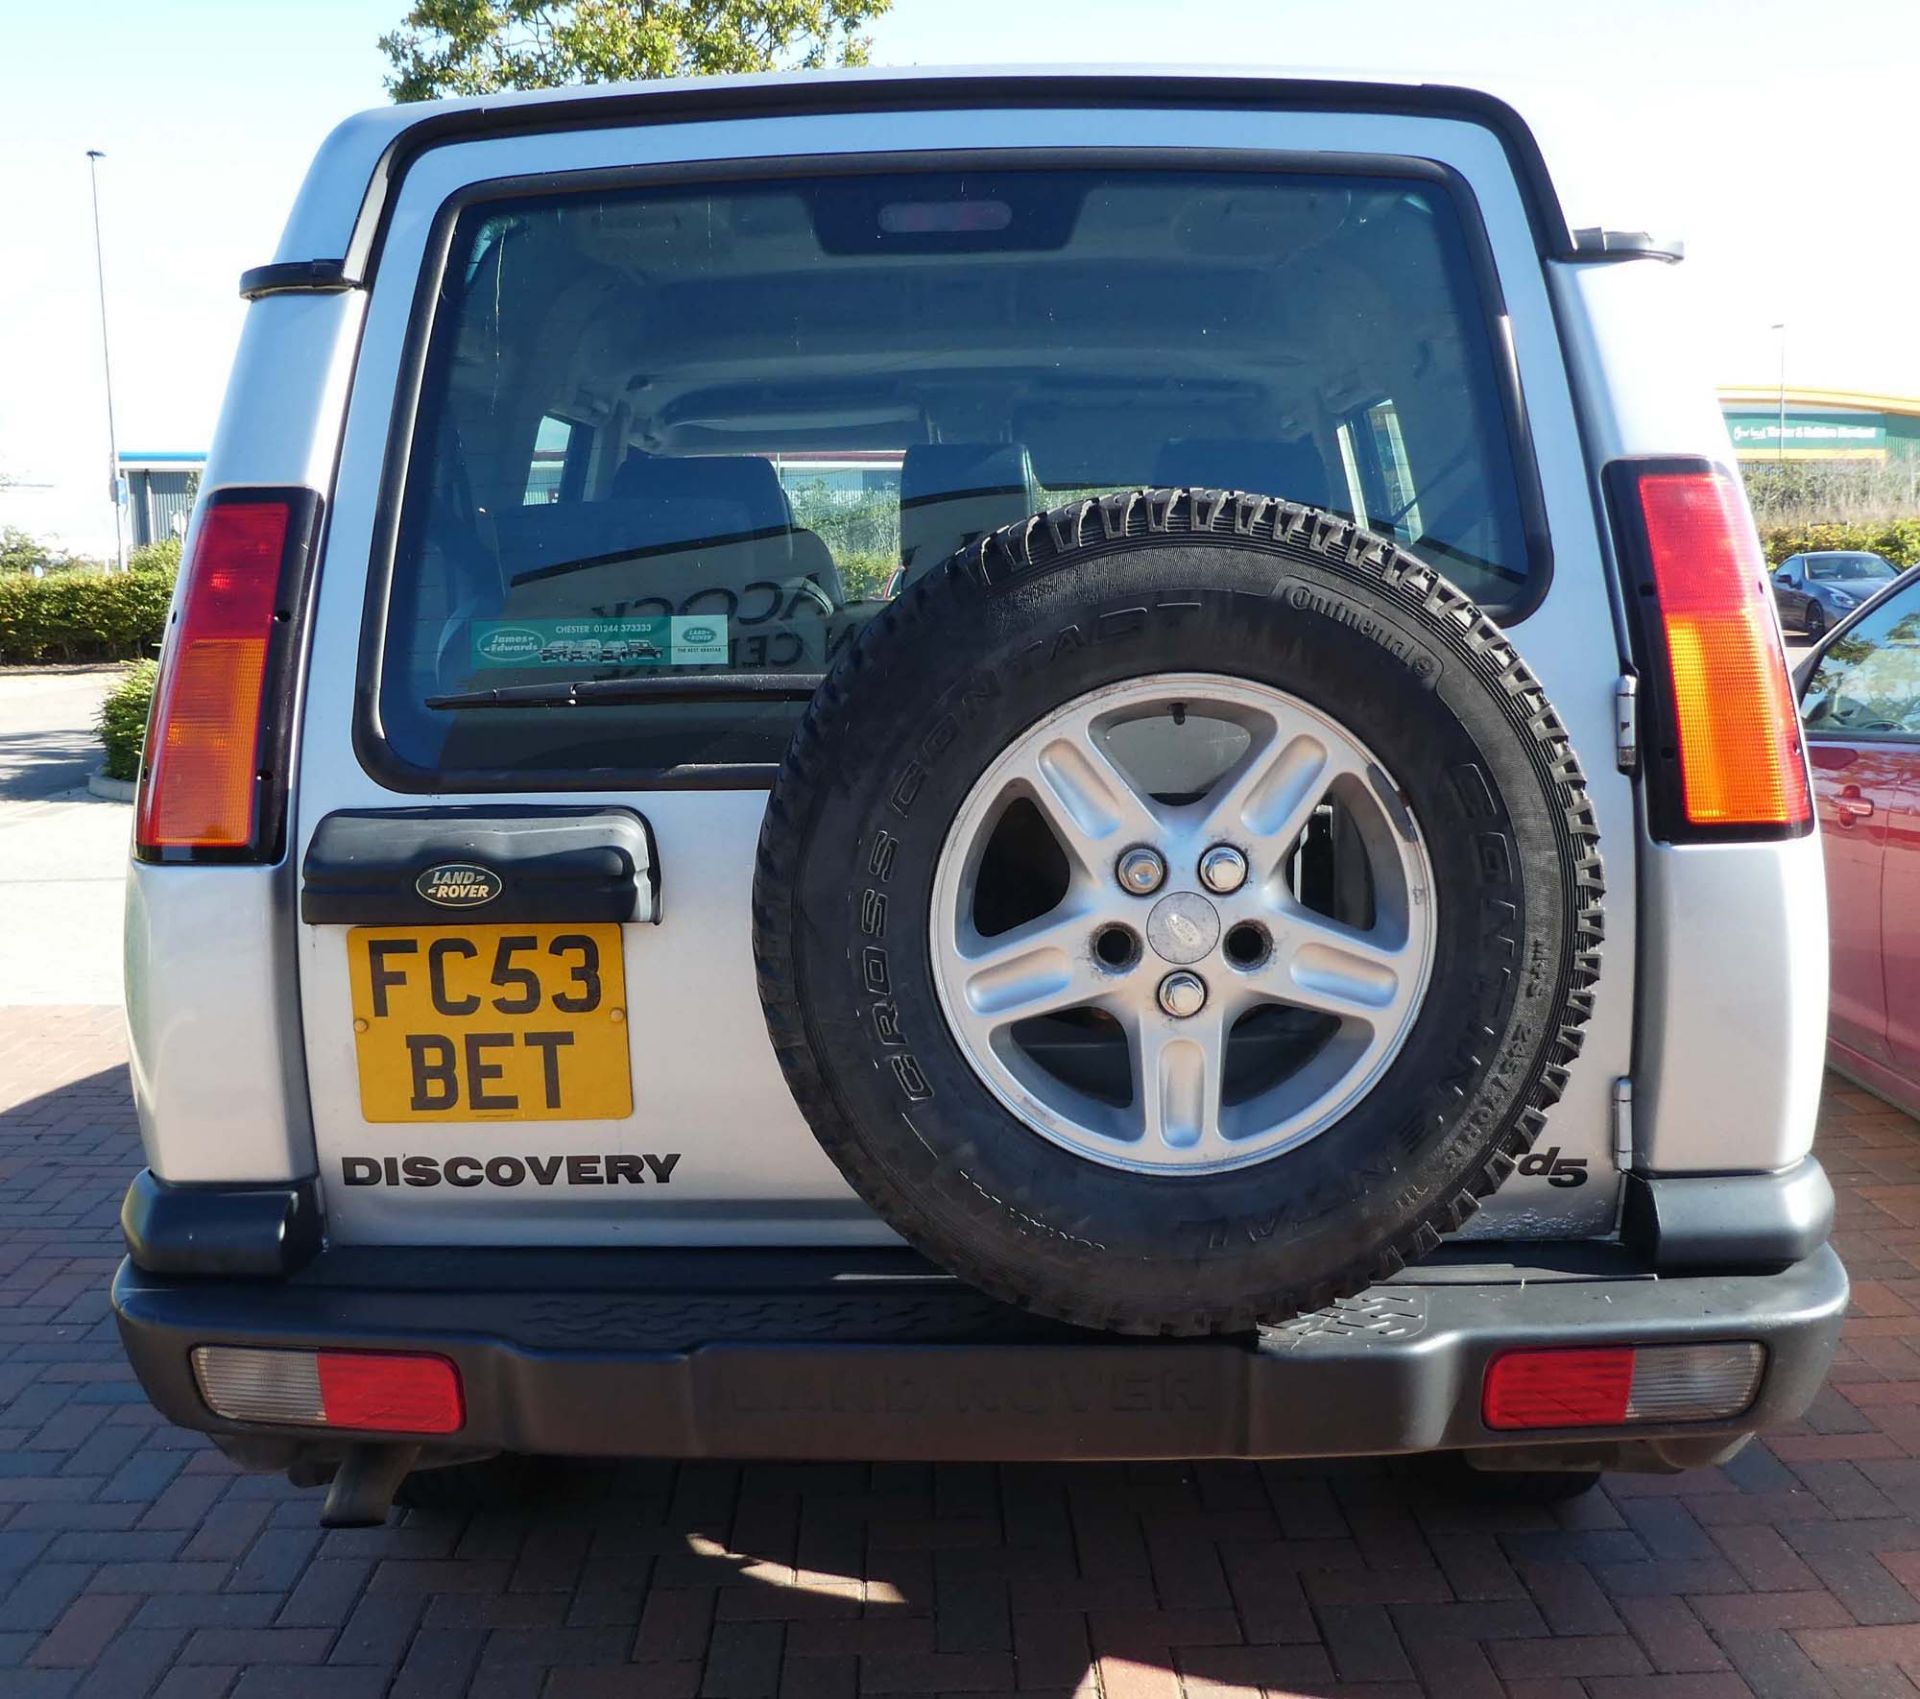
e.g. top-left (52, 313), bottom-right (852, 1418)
top-left (1484, 1347), bottom-right (1634, 1429)
top-left (316, 1352), bottom-right (464, 1435)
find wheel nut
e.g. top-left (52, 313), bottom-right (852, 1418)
top-left (1157, 970), bottom-right (1208, 1019)
top-left (1117, 846), bottom-right (1166, 895)
top-left (1198, 844), bottom-right (1248, 894)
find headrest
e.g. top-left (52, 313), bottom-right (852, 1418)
top-left (897, 443), bottom-right (1039, 580)
top-left (901, 443), bottom-right (1036, 507)
top-left (1149, 437), bottom-right (1334, 510)
top-left (610, 454), bottom-right (792, 533)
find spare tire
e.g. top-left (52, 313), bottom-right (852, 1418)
top-left (754, 490), bottom-right (1603, 1336)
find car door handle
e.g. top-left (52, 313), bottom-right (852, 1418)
top-left (1834, 789), bottom-right (1875, 823)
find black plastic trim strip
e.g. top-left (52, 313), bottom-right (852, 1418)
top-left (134, 487), bottom-right (326, 866)
top-left (352, 145), bottom-right (1554, 796)
top-left (121, 1170), bottom-right (322, 1278)
top-left (1620, 1157), bottom-right (1835, 1275)
top-left (239, 259), bottom-right (356, 301)
top-left (425, 673), bottom-right (826, 710)
top-left (1602, 454), bottom-right (1816, 845)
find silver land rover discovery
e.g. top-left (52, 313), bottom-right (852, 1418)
top-left (113, 66), bottom-right (1846, 1526)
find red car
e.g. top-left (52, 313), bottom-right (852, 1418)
top-left (1802, 564), bottom-right (1920, 1115)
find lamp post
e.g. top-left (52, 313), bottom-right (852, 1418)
top-left (85, 149), bottom-right (127, 574)
top-left (1770, 321), bottom-right (1789, 467)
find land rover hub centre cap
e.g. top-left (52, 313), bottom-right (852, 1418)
top-left (928, 673), bottom-right (1438, 1175)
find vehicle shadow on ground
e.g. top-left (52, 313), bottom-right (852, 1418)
top-left (363, 1446), bottom-right (1629, 1693)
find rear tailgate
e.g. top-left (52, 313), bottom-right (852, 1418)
top-left (283, 79), bottom-right (1636, 1246)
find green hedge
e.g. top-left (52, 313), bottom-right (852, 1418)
top-left (1759, 518), bottom-right (1920, 570)
top-left (127, 536), bottom-right (182, 575)
top-left (0, 567), bottom-right (176, 663)
top-left (97, 660), bottom-right (157, 782)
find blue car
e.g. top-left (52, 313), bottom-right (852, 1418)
top-left (1772, 549), bottom-right (1900, 640)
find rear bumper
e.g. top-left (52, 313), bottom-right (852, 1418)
top-left (113, 1239), bottom-right (1849, 1467)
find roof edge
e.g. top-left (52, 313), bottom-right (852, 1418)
top-left (265, 66), bottom-right (1573, 283)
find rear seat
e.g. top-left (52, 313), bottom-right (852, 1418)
top-left (495, 454), bottom-right (844, 627)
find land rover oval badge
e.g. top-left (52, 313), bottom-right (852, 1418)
top-left (416, 863), bottom-right (502, 908)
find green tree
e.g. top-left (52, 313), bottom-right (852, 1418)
top-left (381, 0), bottom-right (891, 102)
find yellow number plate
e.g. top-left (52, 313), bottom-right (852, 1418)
top-left (347, 924), bottom-right (631, 1123)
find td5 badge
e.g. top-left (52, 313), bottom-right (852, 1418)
top-left (1517, 1145), bottom-right (1589, 1188)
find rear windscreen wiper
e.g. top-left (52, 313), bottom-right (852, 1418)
top-left (426, 672), bottom-right (826, 710)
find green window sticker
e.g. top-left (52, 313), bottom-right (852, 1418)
top-left (470, 617), bottom-right (730, 671)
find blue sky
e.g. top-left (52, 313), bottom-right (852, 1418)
top-left (3, 0), bottom-right (1914, 551)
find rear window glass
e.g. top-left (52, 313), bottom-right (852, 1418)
top-left (376, 166), bottom-right (1536, 782)
top-left (1808, 553), bottom-right (1895, 582)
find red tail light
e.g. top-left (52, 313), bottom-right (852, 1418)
top-left (1610, 462), bottom-right (1811, 836)
top-left (135, 490), bottom-right (319, 859)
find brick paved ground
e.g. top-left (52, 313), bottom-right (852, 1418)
top-left (5, 1004), bottom-right (1920, 1699)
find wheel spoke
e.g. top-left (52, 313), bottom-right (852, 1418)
top-left (1126, 1008), bottom-right (1227, 1152)
top-left (1262, 905), bottom-right (1413, 1024)
top-left (956, 910), bottom-right (1110, 1026)
top-left (1195, 722), bottom-right (1344, 872)
top-left (1017, 721), bottom-right (1164, 874)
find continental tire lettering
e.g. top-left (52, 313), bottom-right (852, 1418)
top-left (861, 947), bottom-right (890, 996)
top-left (1474, 833), bottom-right (1515, 886)
top-left (887, 763), bottom-right (926, 818)
top-left (1448, 763), bottom-right (1498, 820)
top-left (872, 1001), bottom-right (905, 1046)
top-left (1280, 583), bottom-right (1439, 687)
top-left (337, 1154), bottom-right (680, 1188)
top-left (1094, 606), bottom-right (1148, 642)
top-left (919, 714), bottom-right (960, 764)
top-left (859, 890), bottom-right (888, 937)
top-left (955, 671), bottom-right (1000, 723)
top-left (867, 832), bottom-right (898, 881)
top-left (888, 1054), bottom-right (933, 1102)
top-left (1011, 601), bottom-right (1200, 681)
